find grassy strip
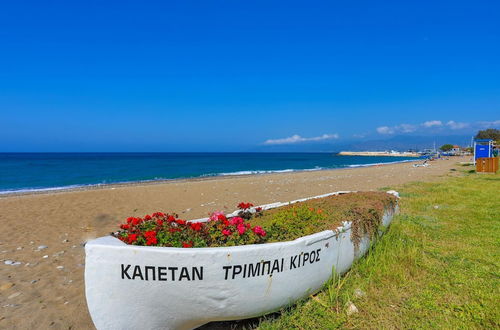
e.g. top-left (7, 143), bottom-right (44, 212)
top-left (256, 171), bottom-right (500, 329)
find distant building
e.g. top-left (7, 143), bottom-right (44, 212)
top-left (450, 145), bottom-right (461, 155)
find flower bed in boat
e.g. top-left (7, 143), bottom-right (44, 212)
top-left (113, 191), bottom-right (396, 248)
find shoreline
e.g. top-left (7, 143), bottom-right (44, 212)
top-left (0, 158), bottom-right (421, 198)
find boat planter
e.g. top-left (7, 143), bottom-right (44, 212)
top-left (85, 190), bottom-right (399, 330)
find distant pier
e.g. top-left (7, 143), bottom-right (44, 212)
top-left (338, 151), bottom-right (420, 157)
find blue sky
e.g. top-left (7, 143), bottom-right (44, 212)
top-left (0, 0), bottom-right (499, 151)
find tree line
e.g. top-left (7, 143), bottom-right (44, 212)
top-left (440, 128), bottom-right (499, 152)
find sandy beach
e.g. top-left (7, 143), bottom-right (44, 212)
top-left (0, 157), bottom-right (465, 329)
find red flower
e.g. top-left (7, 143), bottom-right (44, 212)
top-left (230, 217), bottom-right (244, 226)
top-left (182, 241), bottom-right (193, 248)
top-left (237, 202), bottom-right (254, 210)
top-left (146, 237), bottom-right (157, 245)
top-left (190, 222), bottom-right (203, 231)
top-left (209, 211), bottom-right (225, 222)
top-left (237, 224), bottom-right (246, 235)
top-left (252, 226), bottom-right (266, 237)
top-left (127, 233), bottom-right (139, 244)
top-left (144, 231), bottom-right (157, 246)
top-left (126, 217), bottom-right (142, 225)
top-left (119, 202), bottom-right (270, 247)
top-left (221, 218), bottom-right (230, 226)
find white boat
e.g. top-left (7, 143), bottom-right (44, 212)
top-left (85, 191), bottom-right (399, 330)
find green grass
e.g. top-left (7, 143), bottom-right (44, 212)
top-left (256, 171), bottom-right (500, 329)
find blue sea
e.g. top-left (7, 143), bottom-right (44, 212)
top-left (0, 153), bottom-right (418, 194)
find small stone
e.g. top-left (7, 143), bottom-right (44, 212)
top-left (62, 239), bottom-right (69, 243)
top-left (4, 260), bottom-right (20, 266)
top-left (3, 304), bottom-right (20, 308)
top-left (64, 301), bottom-right (69, 305)
top-left (56, 266), bottom-right (64, 270)
top-left (354, 288), bottom-right (366, 298)
top-left (42, 255), bottom-right (48, 259)
top-left (30, 280), bottom-right (38, 284)
top-left (346, 301), bottom-right (358, 316)
top-left (16, 247), bottom-right (23, 250)
top-left (37, 245), bottom-right (48, 250)
top-left (71, 245), bottom-right (76, 248)
top-left (30, 241), bottom-right (34, 244)
top-left (7, 292), bottom-right (21, 299)
top-left (0, 283), bottom-right (14, 291)
top-left (433, 205), bottom-right (439, 209)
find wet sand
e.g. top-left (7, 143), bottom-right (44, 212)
top-left (0, 157), bottom-right (465, 329)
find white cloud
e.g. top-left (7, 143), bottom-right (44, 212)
top-left (446, 120), bottom-right (469, 130)
top-left (376, 126), bottom-right (394, 135)
top-left (264, 133), bottom-right (339, 145)
top-left (376, 124), bottom-right (415, 135)
top-left (422, 120), bottom-right (443, 128)
top-left (374, 119), bottom-right (497, 136)
top-left (478, 120), bottom-right (500, 128)
top-left (398, 124), bottom-right (417, 133)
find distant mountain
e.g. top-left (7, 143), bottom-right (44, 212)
top-left (339, 135), bottom-right (472, 152)
top-left (252, 134), bottom-right (472, 152)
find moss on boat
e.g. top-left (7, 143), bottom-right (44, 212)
top-left (249, 191), bottom-right (397, 246)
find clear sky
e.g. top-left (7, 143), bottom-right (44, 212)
top-left (1, 0), bottom-right (499, 151)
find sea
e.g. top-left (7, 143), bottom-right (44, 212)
top-left (0, 152), bottom-right (418, 195)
